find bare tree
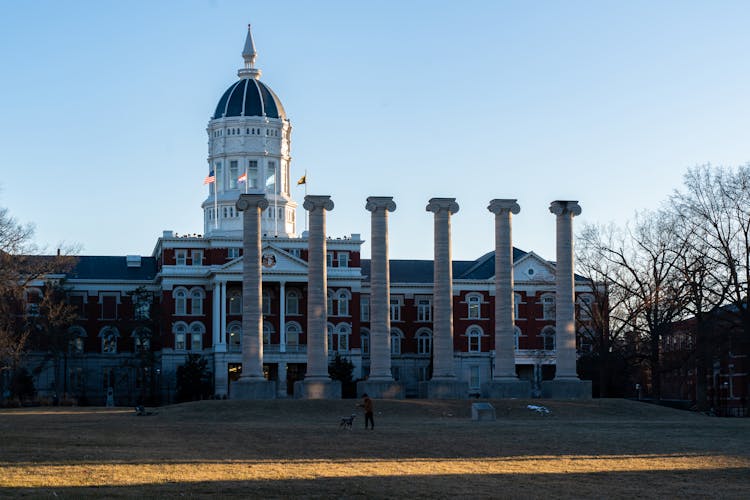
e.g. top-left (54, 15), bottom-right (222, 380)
top-left (577, 211), bottom-right (687, 400)
top-left (0, 206), bottom-right (77, 398)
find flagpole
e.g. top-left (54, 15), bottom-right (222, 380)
top-left (213, 167), bottom-right (218, 229)
top-left (304, 169), bottom-right (308, 233)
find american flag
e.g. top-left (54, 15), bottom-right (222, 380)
top-left (238, 172), bottom-right (247, 183)
top-left (203, 170), bottom-right (215, 185)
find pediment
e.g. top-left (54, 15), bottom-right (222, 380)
top-left (216, 244), bottom-right (308, 276)
top-left (514, 252), bottom-right (556, 282)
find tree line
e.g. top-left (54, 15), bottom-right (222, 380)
top-left (577, 164), bottom-right (749, 407)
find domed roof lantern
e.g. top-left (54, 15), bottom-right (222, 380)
top-left (238, 24), bottom-right (262, 80)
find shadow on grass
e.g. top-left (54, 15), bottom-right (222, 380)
top-left (2, 469), bottom-right (749, 499)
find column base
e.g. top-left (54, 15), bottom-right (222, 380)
top-left (482, 379), bottom-right (532, 399)
top-left (541, 379), bottom-right (592, 399)
top-left (357, 380), bottom-right (405, 399)
top-left (293, 379), bottom-right (341, 399)
top-left (419, 380), bottom-right (469, 399)
top-left (230, 378), bottom-right (276, 400)
top-left (213, 353), bottom-right (229, 398)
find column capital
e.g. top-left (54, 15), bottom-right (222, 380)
top-left (426, 197), bottom-right (459, 215)
top-left (303, 195), bottom-right (334, 212)
top-left (236, 193), bottom-right (269, 211)
top-left (365, 196), bottom-right (397, 213)
top-left (549, 200), bottom-right (582, 217)
top-left (488, 199), bottom-right (520, 216)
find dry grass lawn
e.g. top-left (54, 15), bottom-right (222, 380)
top-left (1, 398), bottom-right (749, 498)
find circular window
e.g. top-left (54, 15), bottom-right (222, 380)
top-left (527, 268), bottom-right (535, 276)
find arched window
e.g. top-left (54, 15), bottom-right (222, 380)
top-left (263, 322), bottom-right (274, 345)
top-left (360, 328), bottom-right (370, 356)
top-left (189, 322), bottom-right (205, 351)
top-left (68, 326), bottom-right (87, 354)
top-left (332, 323), bottom-right (351, 352)
top-left (286, 289), bottom-right (301, 315)
top-left (541, 326), bottom-right (556, 351)
top-left (390, 328), bottom-right (403, 355)
top-left (541, 293), bottom-right (556, 320)
top-left (326, 290), bottom-right (333, 316)
top-left (514, 326), bottom-right (522, 351)
top-left (133, 327), bottom-right (151, 352)
top-left (173, 287), bottom-right (188, 315)
top-left (466, 293), bottom-right (483, 319)
top-left (416, 328), bottom-right (432, 355)
top-left (189, 288), bottom-right (204, 316)
top-left (173, 322), bottom-right (188, 350)
top-left (336, 289), bottom-right (351, 317)
top-left (100, 326), bottom-right (119, 354)
top-left (286, 321), bottom-right (301, 351)
top-left (227, 321), bottom-right (242, 352)
top-left (262, 289), bottom-right (272, 315)
top-left (228, 290), bottom-right (242, 315)
top-left (467, 325), bottom-right (483, 353)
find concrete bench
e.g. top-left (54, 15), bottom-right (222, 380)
top-left (471, 402), bottom-right (496, 421)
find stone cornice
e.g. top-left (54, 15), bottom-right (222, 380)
top-left (236, 194), bottom-right (269, 211)
top-left (426, 197), bottom-right (459, 215)
top-left (549, 200), bottom-right (582, 216)
top-left (365, 196), bottom-right (397, 213)
top-left (488, 199), bottom-right (520, 216)
top-left (303, 195), bottom-right (334, 212)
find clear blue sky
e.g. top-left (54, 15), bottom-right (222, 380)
top-left (1, 1), bottom-right (748, 261)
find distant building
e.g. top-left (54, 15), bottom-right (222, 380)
top-left (662, 307), bottom-right (749, 416)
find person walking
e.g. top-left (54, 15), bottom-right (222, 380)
top-left (359, 393), bottom-right (374, 430)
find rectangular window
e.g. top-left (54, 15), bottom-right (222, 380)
top-left (215, 161), bottom-right (223, 190)
top-left (360, 296), bottom-right (370, 322)
top-left (327, 252), bottom-right (334, 267)
top-left (69, 294), bottom-right (86, 319)
top-left (289, 248), bottom-right (301, 258)
top-left (390, 297), bottom-right (401, 322)
top-left (265, 161), bottom-right (276, 194)
top-left (229, 160), bottom-right (238, 189)
top-left (469, 366), bottom-right (480, 390)
top-left (337, 252), bottom-right (349, 268)
top-left (100, 294), bottom-right (118, 320)
top-left (227, 248), bottom-right (240, 260)
top-left (191, 250), bottom-right (203, 266)
top-left (191, 333), bottom-right (202, 351)
top-left (248, 160), bottom-right (259, 189)
top-left (175, 249), bottom-right (187, 266)
top-left (417, 298), bottom-right (432, 322)
top-left (418, 366), bottom-right (430, 382)
top-left (542, 295), bottom-right (556, 320)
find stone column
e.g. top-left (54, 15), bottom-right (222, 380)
top-left (421, 198), bottom-right (467, 399)
top-left (279, 281), bottom-right (286, 353)
top-left (295, 195), bottom-right (341, 399)
top-left (212, 282), bottom-right (221, 348)
top-left (357, 197), bottom-right (404, 399)
top-left (542, 200), bottom-right (591, 398)
top-left (232, 194), bottom-right (275, 399)
top-left (489, 199), bottom-right (520, 379)
top-left (482, 200), bottom-right (531, 398)
top-left (219, 281), bottom-right (227, 349)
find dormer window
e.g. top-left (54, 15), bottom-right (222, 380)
top-left (175, 250), bottom-right (187, 266)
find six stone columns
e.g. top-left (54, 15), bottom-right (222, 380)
top-left (358, 197), bottom-right (404, 398)
top-left (295, 195), bottom-right (341, 399)
top-left (232, 194), bottom-right (275, 399)
top-left (543, 200), bottom-right (591, 398)
top-left (421, 198), bottom-right (468, 398)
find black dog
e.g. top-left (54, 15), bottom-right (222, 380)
top-left (339, 413), bottom-right (356, 430)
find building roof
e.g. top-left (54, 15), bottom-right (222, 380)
top-left (67, 256), bottom-right (158, 281)
top-left (361, 248), bottom-right (530, 283)
top-left (213, 78), bottom-right (286, 120)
